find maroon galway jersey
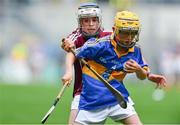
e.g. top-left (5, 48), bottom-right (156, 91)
top-left (66, 28), bottom-right (112, 97)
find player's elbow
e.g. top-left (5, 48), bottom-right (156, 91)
top-left (138, 76), bottom-right (146, 80)
top-left (136, 73), bottom-right (147, 80)
top-left (135, 68), bottom-right (147, 80)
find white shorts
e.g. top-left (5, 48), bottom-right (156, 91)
top-left (75, 97), bottom-right (136, 125)
top-left (71, 95), bottom-right (80, 110)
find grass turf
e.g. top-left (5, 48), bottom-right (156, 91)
top-left (0, 81), bottom-right (180, 124)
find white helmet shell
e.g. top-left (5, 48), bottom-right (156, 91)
top-left (77, 7), bottom-right (101, 19)
top-left (77, 3), bottom-right (102, 29)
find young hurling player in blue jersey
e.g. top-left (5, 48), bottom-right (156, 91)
top-left (71, 11), bottom-right (167, 125)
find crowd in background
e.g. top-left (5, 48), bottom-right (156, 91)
top-left (160, 43), bottom-right (180, 87)
top-left (0, 33), bottom-right (61, 84)
top-left (0, 0), bottom-right (180, 86)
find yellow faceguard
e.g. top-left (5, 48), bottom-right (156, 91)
top-left (114, 11), bottom-right (140, 48)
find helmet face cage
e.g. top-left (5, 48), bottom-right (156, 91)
top-left (116, 30), bottom-right (139, 49)
top-left (114, 11), bottom-right (140, 49)
top-left (115, 27), bottom-right (139, 48)
top-left (77, 3), bottom-right (102, 35)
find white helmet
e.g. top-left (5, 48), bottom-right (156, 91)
top-left (77, 2), bottom-right (102, 38)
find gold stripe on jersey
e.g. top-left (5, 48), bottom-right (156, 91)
top-left (82, 60), bottom-right (127, 82)
top-left (82, 60), bottom-right (107, 81)
top-left (142, 66), bottom-right (150, 72)
top-left (108, 71), bottom-right (126, 81)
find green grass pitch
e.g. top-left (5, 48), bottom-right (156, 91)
top-left (0, 81), bottom-right (180, 124)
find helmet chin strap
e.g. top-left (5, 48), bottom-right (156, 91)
top-left (80, 25), bottom-right (101, 39)
top-left (81, 30), bottom-right (100, 40)
top-left (113, 35), bottom-right (137, 49)
top-left (116, 40), bottom-right (136, 49)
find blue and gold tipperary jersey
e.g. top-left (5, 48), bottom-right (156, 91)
top-left (75, 35), bottom-right (149, 110)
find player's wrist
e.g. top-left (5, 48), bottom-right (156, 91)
top-left (147, 72), bottom-right (151, 79)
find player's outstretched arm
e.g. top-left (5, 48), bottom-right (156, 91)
top-left (147, 73), bottom-right (167, 88)
top-left (61, 52), bottom-right (75, 86)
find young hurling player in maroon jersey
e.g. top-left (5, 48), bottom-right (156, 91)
top-left (61, 3), bottom-right (111, 124)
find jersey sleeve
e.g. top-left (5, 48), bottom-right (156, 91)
top-left (137, 47), bottom-right (150, 71)
top-left (75, 38), bottom-right (102, 59)
top-left (141, 56), bottom-right (150, 72)
top-left (65, 28), bottom-right (81, 46)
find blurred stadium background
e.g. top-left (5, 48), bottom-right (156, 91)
top-left (0, 0), bottom-right (180, 124)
